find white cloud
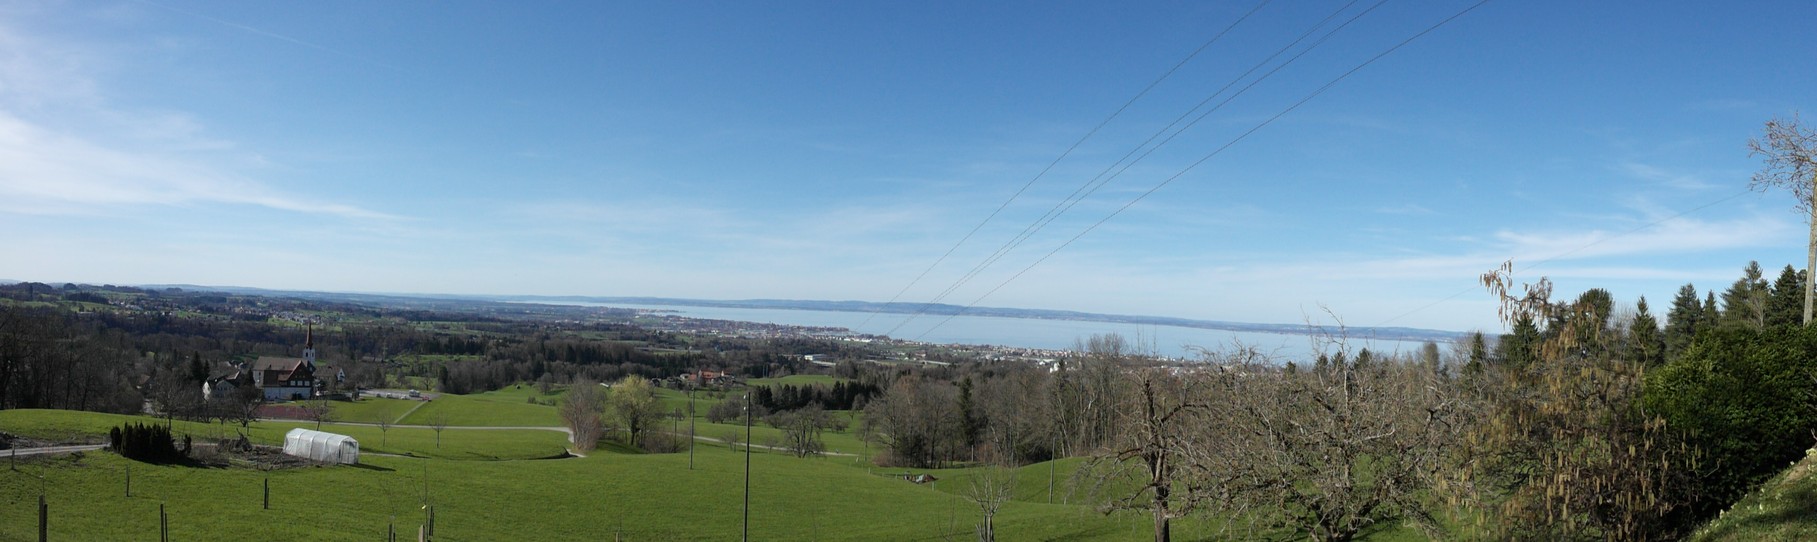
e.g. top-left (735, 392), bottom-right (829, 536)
top-left (0, 19), bottom-right (396, 221)
top-left (1617, 161), bottom-right (1718, 191)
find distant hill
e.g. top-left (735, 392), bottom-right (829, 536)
top-left (494, 295), bottom-right (1467, 343)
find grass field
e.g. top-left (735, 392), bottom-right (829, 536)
top-left (396, 389), bottom-right (563, 427)
top-left (325, 397), bottom-right (422, 424)
top-left (0, 414), bottom-right (1158, 541)
top-left (0, 410), bottom-right (568, 461)
top-left (1690, 445), bottom-right (1817, 541)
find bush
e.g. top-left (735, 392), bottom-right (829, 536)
top-left (108, 423), bottom-right (186, 463)
top-left (1646, 325), bottom-right (1817, 524)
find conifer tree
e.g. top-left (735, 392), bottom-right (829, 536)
top-left (1663, 284), bottom-right (1702, 359)
top-left (1720, 261), bottom-right (1768, 329)
top-left (1767, 265), bottom-right (1805, 327)
top-left (1465, 332), bottom-right (1487, 376)
top-left (1495, 314), bottom-right (1540, 371)
top-left (1629, 297), bottom-right (1664, 367)
top-left (1702, 291), bottom-right (1721, 327)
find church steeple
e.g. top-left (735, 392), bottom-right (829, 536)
top-left (303, 323), bottom-right (317, 369)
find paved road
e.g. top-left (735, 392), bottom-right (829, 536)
top-left (5, 444), bottom-right (106, 457)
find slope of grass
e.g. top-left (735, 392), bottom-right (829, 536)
top-left (0, 414), bottom-right (1153, 541)
top-left (0, 408), bottom-right (1455, 541)
top-left (328, 397), bottom-right (422, 424)
top-left (397, 390), bottom-right (562, 427)
top-left (1691, 445), bottom-right (1817, 541)
top-left (0, 409), bottom-right (567, 461)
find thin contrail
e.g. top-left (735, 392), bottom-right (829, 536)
top-left (135, 0), bottom-right (395, 69)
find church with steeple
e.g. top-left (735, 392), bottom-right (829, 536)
top-left (250, 324), bottom-right (321, 401)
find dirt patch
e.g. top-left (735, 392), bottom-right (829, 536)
top-left (0, 431), bottom-right (60, 450)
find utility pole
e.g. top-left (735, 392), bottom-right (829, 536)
top-left (743, 392), bottom-right (752, 542)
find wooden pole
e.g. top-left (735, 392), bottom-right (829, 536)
top-left (159, 503), bottom-right (168, 542)
top-left (743, 392), bottom-right (752, 542)
top-left (263, 478), bottom-right (269, 510)
top-left (37, 495), bottom-right (46, 542)
top-left (125, 465), bottom-right (130, 498)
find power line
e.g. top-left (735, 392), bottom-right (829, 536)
top-left (882, 0), bottom-right (1383, 338)
top-left (1369, 189), bottom-right (1756, 329)
top-left (908, 0), bottom-right (1497, 341)
top-left (856, 0), bottom-right (1275, 331)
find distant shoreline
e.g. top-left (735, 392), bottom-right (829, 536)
top-left (501, 295), bottom-right (1466, 344)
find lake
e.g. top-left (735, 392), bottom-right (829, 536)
top-left (541, 301), bottom-right (1440, 361)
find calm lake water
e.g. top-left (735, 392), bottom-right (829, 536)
top-left (553, 301), bottom-right (1437, 361)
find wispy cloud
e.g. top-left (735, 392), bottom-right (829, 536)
top-left (1617, 161), bottom-right (1718, 191)
top-left (1375, 203), bottom-right (1434, 215)
top-left (0, 111), bottom-right (397, 220)
top-left (0, 19), bottom-right (397, 221)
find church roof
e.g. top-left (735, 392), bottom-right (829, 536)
top-left (253, 356), bottom-right (307, 373)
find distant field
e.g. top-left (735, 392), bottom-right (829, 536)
top-left (326, 397), bottom-right (422, 424)
top-left (397, 388), bottom-right (563, 427)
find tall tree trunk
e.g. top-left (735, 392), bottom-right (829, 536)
top-left (1806, 187), bottom-right (1815, 326)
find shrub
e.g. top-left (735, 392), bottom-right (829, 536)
top-left (1646, 325), bottom-right (1817, 526)
top-left (108, 423), bottom-right (185, 463)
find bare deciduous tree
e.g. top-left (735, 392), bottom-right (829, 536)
top-left (964, 466), bottom-right (1016, 542)
top-left (1200, 345), bottom-right (1464, 542)
top-left (559, 378), bottom-right (604, 452)
top-left (1462, 263), bottom-right (1693, 541)
top-left (1749, 113), bottom-right (1817, 324)
top-left (426, 410), bottom-right (451, 449)
top-left (304, 396), bottom-right (335, 431)
top-left (1082, 366), bottom-right (1207, 542)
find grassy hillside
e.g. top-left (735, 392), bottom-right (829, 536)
top-left (0, 409), bottom-right (1154, 541)
top-left (0, 410), bottom-right (568, 461)
top-left (1690, 445), bottom-right (1817, 541)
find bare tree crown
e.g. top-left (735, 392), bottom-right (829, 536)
top-left (1749, 113), bottom-right (1817, 212)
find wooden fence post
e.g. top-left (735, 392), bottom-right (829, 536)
top-left (37, 495), bottom-right (46, 542)
top-left (263, 478), bottom-right (269, 510)
top-left (125, 465), bottom-right (130, 498)
top-left (159, 503), bottom-right (168, 542)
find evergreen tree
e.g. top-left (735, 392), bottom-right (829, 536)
top-left (1664, 284), bottom-right (1702, 359)
top-left (1703, 291), bottom-right (1721, 328)
top-left (1465, 332), bottom-right (1487, 377)
top-left (187, 352), bottom-right (207, 384)
top-left (1767, 265), bottom-right (1805, 327)
top-left (1496, 313), bottom-right (1540, 372)
top-left (1720, 261), bottom-right (1769, 329)
top-left (1630, 297), bottom-right (1664, 367)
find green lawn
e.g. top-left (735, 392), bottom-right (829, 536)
top-left (328, 397), bottom-right (423, 424)
top-left (397, 389), bottom-right (562, 427)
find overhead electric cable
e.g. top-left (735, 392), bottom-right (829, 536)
top-left (907, 0), bottom-right (1378, 318)
top-left (884, 0), bottom-right (1388, 337)
top-left (907, 0), bottom-right (1496, 341)
top-left (1369, 189), bottom-right (1755, 329)
top-left (855, 0), bottom-right (1276, 331)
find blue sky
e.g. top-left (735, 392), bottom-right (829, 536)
top-left (1, 0), bottom-right (1812, 334)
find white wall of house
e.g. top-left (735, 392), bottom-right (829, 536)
top-left (263, 385), bottom-right (312, 401)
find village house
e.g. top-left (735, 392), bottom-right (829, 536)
top-left (249, 326), bottom-right (321, 401)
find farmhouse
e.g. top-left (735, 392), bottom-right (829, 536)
top-left (251, 326), bottom-right (321, 401)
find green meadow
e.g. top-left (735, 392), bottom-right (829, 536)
top-left (0, 408), bottom-right (1166, 541)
